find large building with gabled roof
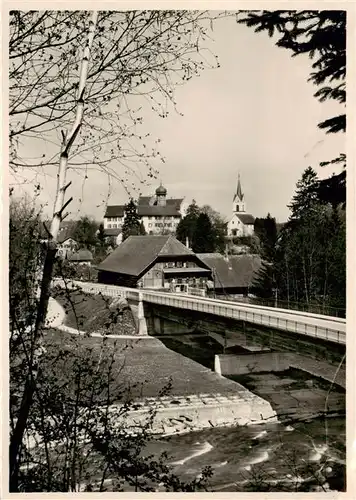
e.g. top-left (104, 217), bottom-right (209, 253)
top-left (103, 184), bottom-right (186, 235)
top-left (96, 234), bottom-right (211, 290)
top-left (227, 174), bottom-right (255, 237)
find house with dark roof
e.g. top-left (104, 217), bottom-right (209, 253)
top-left (103, 227), bottom-right (123, 246)
top-left (40, 220), bottom-right (79, 258)
top-left (97, 235), bottom-right (211, 291)
top-left (197, 253), bottom-right (262, 297)
top-left (103, 184), bottom-right (186, 235)
top-left (227, 174), bottom-right (255, 237)
top-left (67, 249), bottom-right (93, 265)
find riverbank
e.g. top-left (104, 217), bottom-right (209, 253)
top-left (43, 328), bottom-right (275, 425)
top-left (137, 367), bottom-right (345, 492)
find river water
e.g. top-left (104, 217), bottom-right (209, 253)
top-left (143, 368), bottom-right (346, 492)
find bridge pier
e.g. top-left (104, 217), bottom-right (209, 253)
top-left (127, 296), bottom-right (195, 336)
top-left (127, 293), bottom-right (148, 336)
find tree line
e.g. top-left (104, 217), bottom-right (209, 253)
top-left (253, 167), bottom-right (346, 316)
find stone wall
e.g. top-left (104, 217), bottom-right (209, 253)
top-left (107, 392), bottom-right (277, 434)
top-left (215, 352), bottom-right (291, 376)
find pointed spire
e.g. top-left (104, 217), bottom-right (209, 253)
top-left (236, 173), bottom-right (244, 200)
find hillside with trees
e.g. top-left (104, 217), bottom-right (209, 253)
top-left (253, 167), bottom-right (345, 315)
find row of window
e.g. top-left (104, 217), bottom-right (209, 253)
top-left (163, 261), bottom-right (187, 268)
top-left (150, 222), bottom-right (175, 228)
top-left (106, 215), bottom-right (179, 222)
top-left (106, 217), bottom-right (122, 222)
top-left (146, 216), bottom-right (179, 220)
top-left (107, 222), bottom-right (176, 229)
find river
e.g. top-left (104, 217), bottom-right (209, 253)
top-left (143, 367), bottom-right (346, 492)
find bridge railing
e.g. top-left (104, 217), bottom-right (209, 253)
top-left (216, 294), bottom-right (346, 318)
top-left (186, 286), bottom-right (206, 297)
top-left (51, 279), bottom-right (345, 345)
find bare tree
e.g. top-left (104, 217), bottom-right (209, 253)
top-left (9, 9), bottom-right (224, 489)
top-left (10, 10), bottom-right (221, 182)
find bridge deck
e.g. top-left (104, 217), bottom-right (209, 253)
top-left (52, 280), bottom-right (346, 346)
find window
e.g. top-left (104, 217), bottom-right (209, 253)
top-left (236, 205), bottom-right (239, 212)
top-left (112, 224), bottom-right (117, 228)
top-left (108, 224), bottom-right (112, 228)
top-left (148, 223), bottom-right (152, 228)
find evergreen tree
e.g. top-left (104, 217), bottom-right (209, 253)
top-left (237, 11), bottom-right (346, 134)
top-left (252, 214), bottom-right (278, 298)
top-left (121, 199), bottom-right (142, 241)
top-left (200, 204), bottom-right (227, 253)
top-left (252, 261), bottom-right (276, 299)
top-left (317, 167), bottom-right (346, 209)
top-left (288, 167), bottom-right (319, 220)
top-left (253, 213), bottom-right (277, 261)
top-left (72, 216), bottom-right (99, 250)
top-left (191, 213), bottom-right (216, 253)
top-left (175, 200), bottom-right (200, 246)
top-left (97, 223), bottom-right (107, 247)
top-left (238, 10), bottom-right (346, 204)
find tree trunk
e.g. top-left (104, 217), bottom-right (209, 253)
top-left (284, 253), bottom-right (290, 306)
top-left (302, 254), bottom-right (309, 305)
top-left (9, 11), bottom-right (98, 491)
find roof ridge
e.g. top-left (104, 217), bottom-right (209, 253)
top-left (162, 235), bottom-right (187, 252)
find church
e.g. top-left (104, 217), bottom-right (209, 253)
top-left (227, 175), bottom-right (255, 237)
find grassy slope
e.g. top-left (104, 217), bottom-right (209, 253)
top-left (54, 289), bottom-right (136, 335)
top-left (44, 329), bottom-right (247, 401)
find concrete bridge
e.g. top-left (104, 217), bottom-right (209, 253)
top-left (52, 279), bottom-right (346, 387)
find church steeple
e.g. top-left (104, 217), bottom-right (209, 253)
top-left (236, 174), bottom-right (244, 201)
top-left (233, 173), bottom-right (246, 213)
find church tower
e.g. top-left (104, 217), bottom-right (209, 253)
top-left (232, 174), bottom-right (246, 213)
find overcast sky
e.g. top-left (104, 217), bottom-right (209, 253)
top-left (10, 13), bottom-right (345, 223)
